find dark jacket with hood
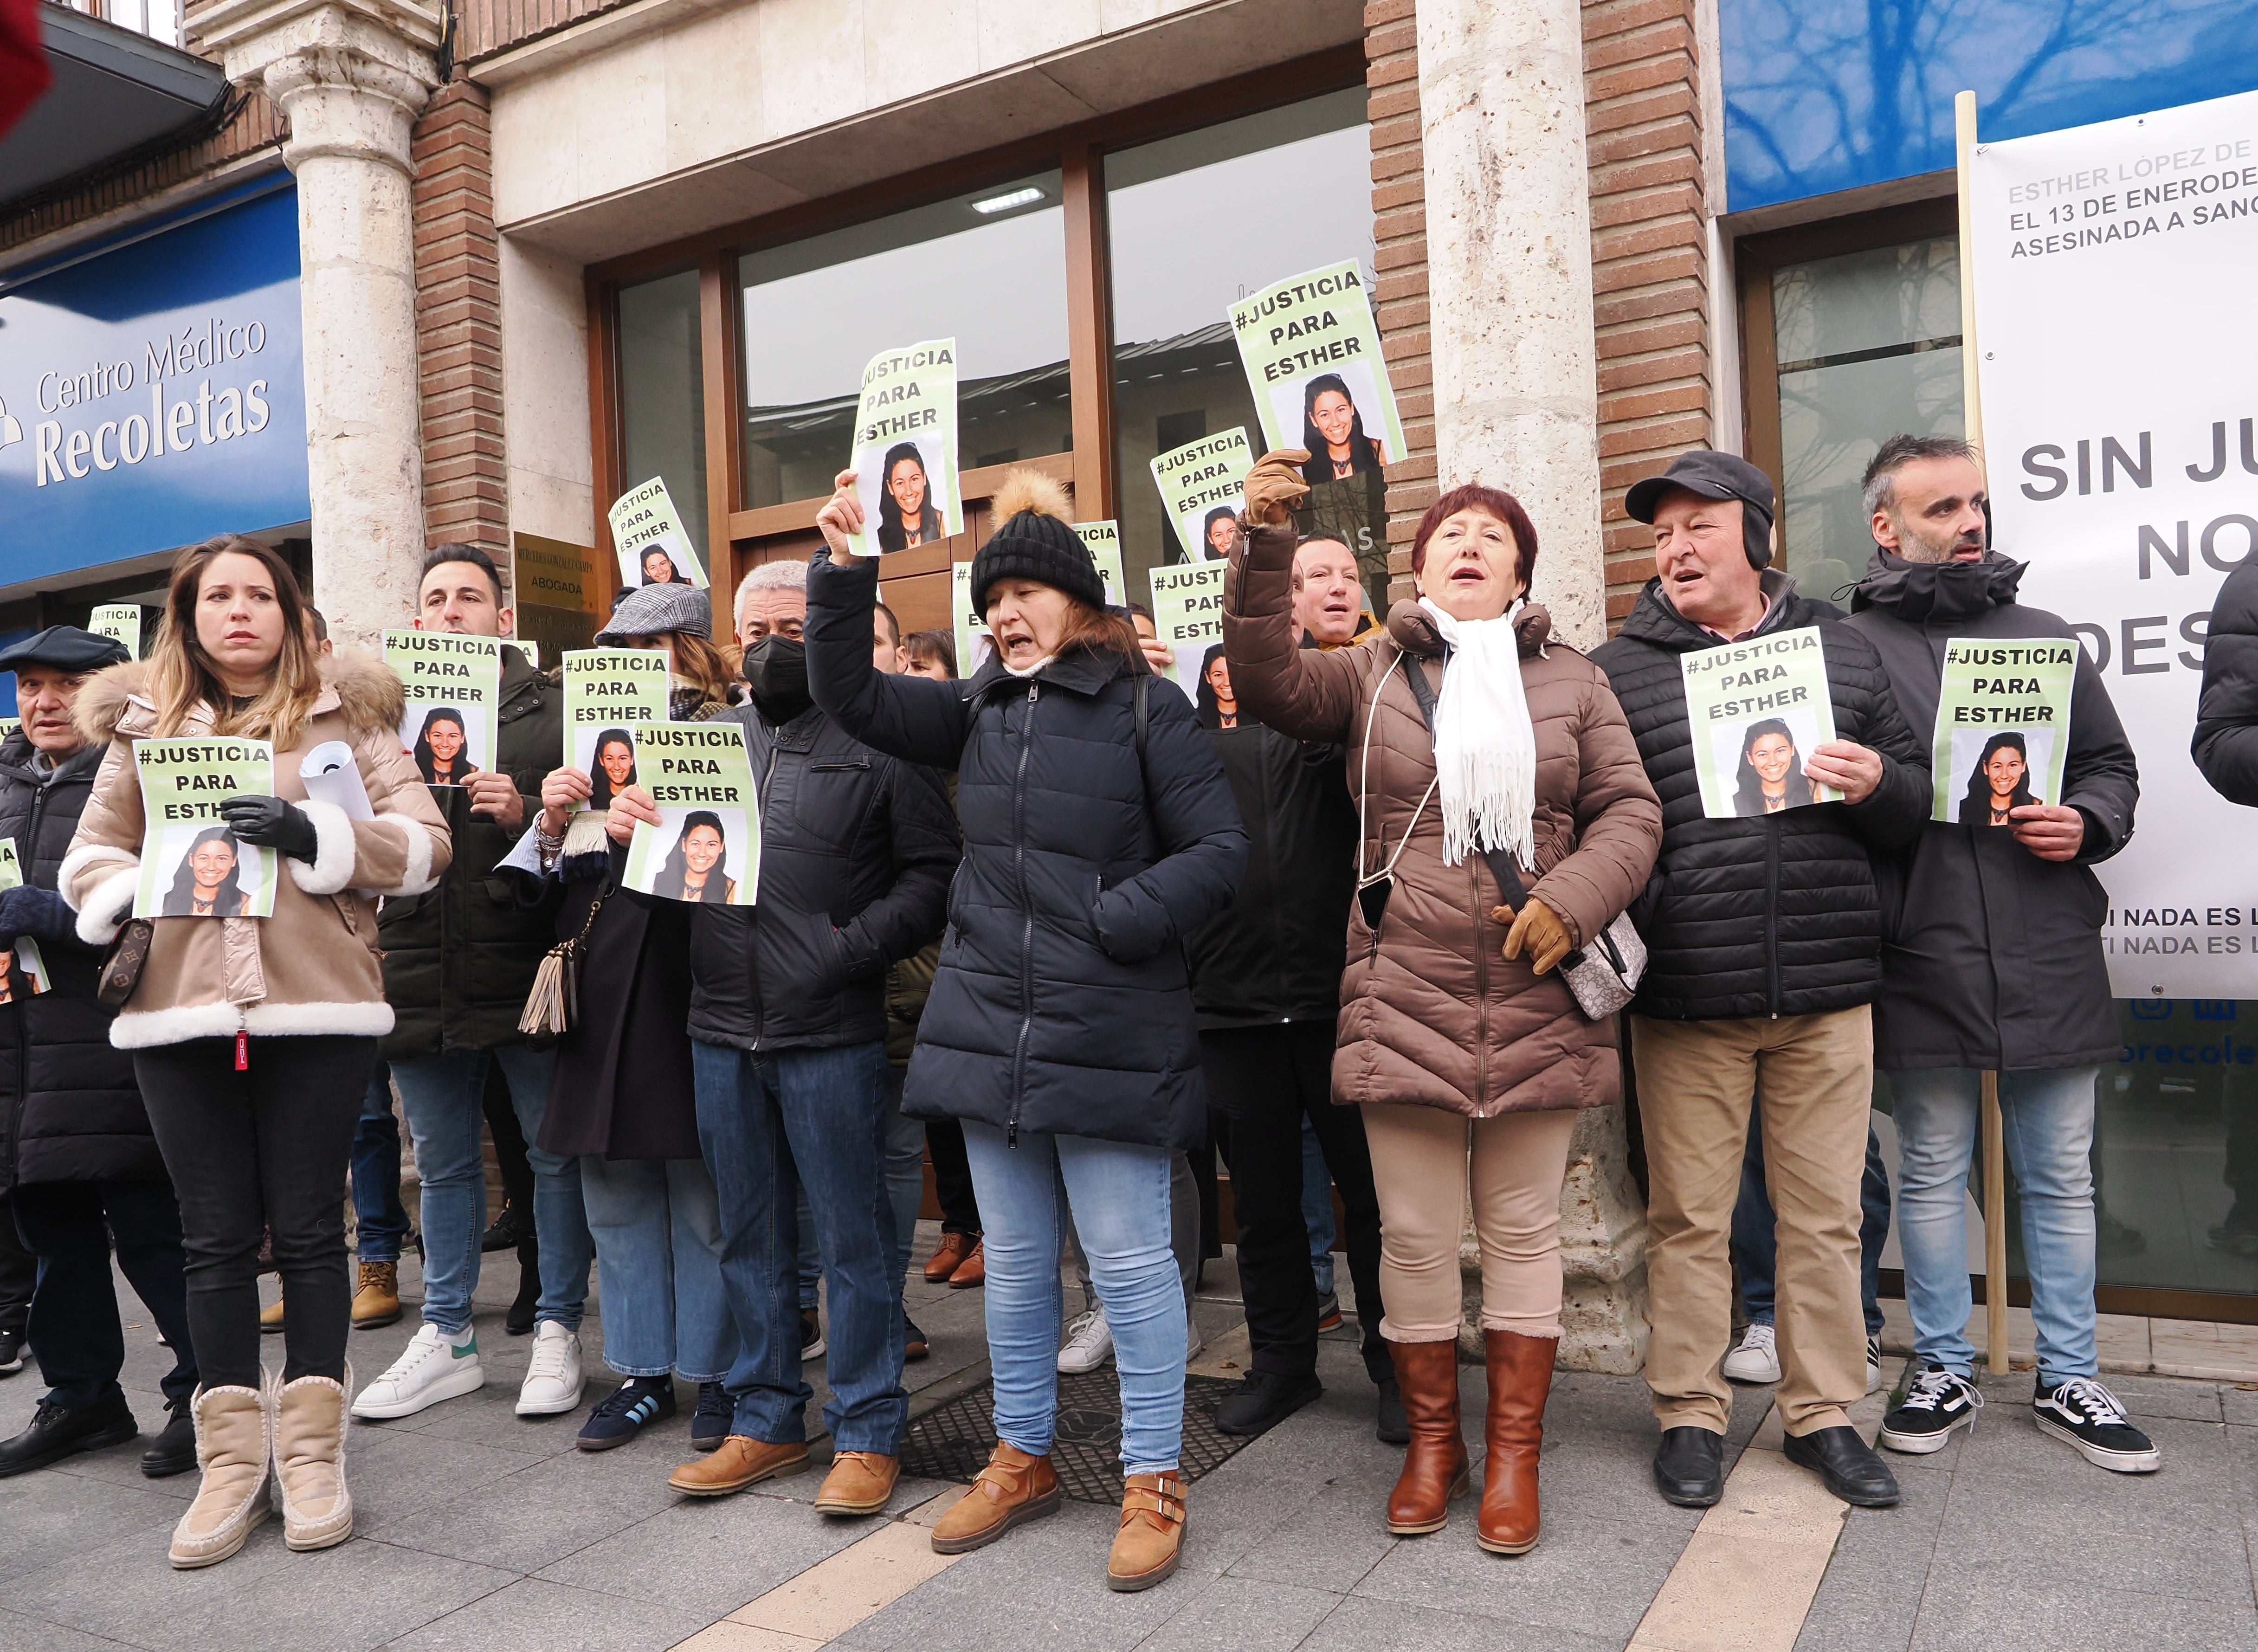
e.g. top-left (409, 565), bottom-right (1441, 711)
top-left (0, 728), bottom-right (157, 1191)
top-left (1590, 572), bottom-right (1930, 1021)
top-left (806, 553), bottom-right (1249, 1152)
top-left (2194, 558), bottom-right (2258, 807)
top-left (1843, 550), bottom-right (2136, 1071)
top-left (380, 645), bottom-right (563, 1058)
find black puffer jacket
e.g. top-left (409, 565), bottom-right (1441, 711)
top-left (2195, 559), bottom-right (2258, 806)
top-left (683, 701), bottom-right (958, 1052)
top-left (1845, 550), bottom-right (2136, 1071)
top-left (1590, 576), bottom-right (1929, 1021)
top-left (381, 645), bottom-right (563, 1057)
top-left (0, 730), bottom-right (154, 1191)
top-left (806, 554), bottom-right (1248, 1151)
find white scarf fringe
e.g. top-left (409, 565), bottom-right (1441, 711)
top-left (1418, 597), bottom-right (1537, 869)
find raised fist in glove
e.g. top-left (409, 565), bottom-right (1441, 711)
top-left (0, 884), bottom-right (71, 943)
top-left (1242, 449), bottom-right (1313, 527)
top-left (218, 794), bottom-right (321, 864)
top-left (1494, 898), bottom-right (1573, 976)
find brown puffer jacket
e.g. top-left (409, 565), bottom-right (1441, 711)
top-left (1223, 522), bottom-right (1663, 1116)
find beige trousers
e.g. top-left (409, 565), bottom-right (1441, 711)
top-left (1361, 1103), bottom-right (1579, 1342)
top-left (1632, 1008), bottom-right (1871, 1437)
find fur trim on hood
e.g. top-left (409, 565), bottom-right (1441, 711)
top-left (75, 650), bottom-right (404, 746)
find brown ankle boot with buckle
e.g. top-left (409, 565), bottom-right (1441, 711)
top-left (1107, 1471), bottom-right (1186, 1591)
top-left (930, 1441), bottom-right (1061, 1553)
top-left (1385, 1337), bottom-right (1470, 1535)
top-left (351, 1262), bottom-right (400, 1330)
top-left (1477, 1329), bottom-right (1557, 1555)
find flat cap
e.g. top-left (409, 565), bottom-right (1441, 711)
top-left (0, 626), bottom-right (131, 675)
top-left (595, 580), bottom-right (712, 644)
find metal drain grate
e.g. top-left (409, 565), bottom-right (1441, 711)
top-left (899, 1370), bottom-right (1255, 1504)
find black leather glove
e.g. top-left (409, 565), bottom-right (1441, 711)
top-left (218, 794), bottom-right (322, 864)
top-left (0, 885), bottom-right (71, 943)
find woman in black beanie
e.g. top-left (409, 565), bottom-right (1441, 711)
top-left (804, 467), bottom-right (1246, 1593)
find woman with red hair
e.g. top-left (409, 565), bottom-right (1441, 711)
top-left (1221, 452), bottom-right (1660, 1556)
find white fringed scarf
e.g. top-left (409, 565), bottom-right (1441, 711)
top-left (1418, 596), bottom-right (1536, 869)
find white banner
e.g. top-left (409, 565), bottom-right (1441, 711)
top-left (1972, 88), bottom-right (2258, 997)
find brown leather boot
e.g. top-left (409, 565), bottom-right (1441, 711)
top-left (814, 1450), bottom-right (900, 1515)
top-left (1477, 1329), bottom-right (1557, 1555)
top-left (1385, 1337), bottom-right (1470, 1536)
top-left (351, 1262), bottom-right (400, 1331)
top-left (1106, 1471), bottom-right (1186, 1591)
top-left (930, 1441), bottom-right (1062, 1553)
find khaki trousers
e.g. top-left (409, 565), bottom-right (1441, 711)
top-left (1633, 1008), bottom-right (1871, 1437)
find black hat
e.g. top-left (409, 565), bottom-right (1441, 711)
top-left (0, 626), bottom-right (130, 676)
top-left (1624, 451), bottom-right (1778, 569)
top-left (968, 470), bottom-right (1103, 617)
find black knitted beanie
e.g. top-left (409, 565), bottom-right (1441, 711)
top-left (968, 470), bottom-right (1104, 616)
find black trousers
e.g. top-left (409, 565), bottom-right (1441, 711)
top-left (0, 1190), bottom-right (34, 1335)
top-left (1201, 1021), bottom-right (1388, 1384)
top-left (13, 1179), bottom-right (198, 1409)
top-left (924, 1119), bottom-right (981, 1236)
top-left (134, 1035), bottom-right (377, 1390)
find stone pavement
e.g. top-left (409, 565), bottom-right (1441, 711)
top-left (1, 1227), bottom-right (2254, 1652)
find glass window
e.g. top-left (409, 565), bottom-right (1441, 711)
top-left (1770, 237), bottom-right (1961, 602)
top-left (737, 172), bottom-right (1069, 512)
top-left (1105, 91), bottom-right (1380, 611)
top-left (616, 268), bottom-right (709, 560)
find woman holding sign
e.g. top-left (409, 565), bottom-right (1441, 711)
top-left (1222, 454), bottom-right (1661, 1557)
top-left (60, 534), bottom-right (451, 1568)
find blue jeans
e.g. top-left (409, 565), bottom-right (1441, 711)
top-left (693, 1039), bottom-right (905, 1453)
top-left (352, 1068), bottom-right (412, 1265)
top-left (1302, 1118), bottom-right (1337, 1298)
top-left (392, 1046), bottom-right (591, 1335)
top-left (579, 1153), bottom-right (734, 1380)
top-left (964, 1122), bottom-right (1185, 1475)
top-left (797, 1066), bottom-right (926, 1312)
top-left (1733, 1111), bottom-right (1889, 1336)
top-left (1891, 1065), bottom-right (2100, 1387)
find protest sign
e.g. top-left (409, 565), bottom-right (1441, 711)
top-left (1678, 627), bottom-right (1840, 819)
top-left (386, 632), bottom-right (501, 786)
top-left (1149, 561), bottom-right (1228, 691)
top-left (562, 648), bottom-right (671, 812)
top-left (1150, 428), bottom-right (1253, 562)
top-left (608, 476), bottom-right (709, 589)
top-left (0, 839), bottom-right (50, 997)
top-left (1229, 261), bottom-right (1403, 477)
top-left (951, 562), bottom-right (992, 679)
top-left (0, 720), bottom-right (19, 743)
top-left (1074, 521), bottom-right (1128, 607)
top-left (847, 340), bottom-right (961, 557)
top-left (621, 722), bottom-right (760, 906)
top-left (1971, 86), bottom-right (2258, 993)
top-left (132, 737), bottom-right (277, 919)
top-left (1929, 639), bottom-right (2077, 824)
top-left (513, 639), bottom-right (540, 670)
top-left (89, 603), bottom-right (143, 659)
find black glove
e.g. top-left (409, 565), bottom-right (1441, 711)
top-left (218, 794), bottom-right (322, 864)
top-left (0, 885), bottom-right (71, 943)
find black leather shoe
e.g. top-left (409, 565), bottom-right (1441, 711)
top-left (1652, 1425), bottom-right (1724, 1506)
top-left (1374, 1373), bottom-right (1409, 1446)
top-left (505, 1233), bottom-right (540, 1336)
top-left (1213, 1368), bottom-right (1323, 1437)
top-left (1782, 1424), bottom-right (1901, 1507)
top-left (0, 1391), bottom-right (137, 1478)
top-left (140, 1395), bottom-right (197, 1478)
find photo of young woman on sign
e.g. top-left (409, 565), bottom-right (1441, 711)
top-left (1294, 371), bottom-right (1390, 485)
top-left (877, 441), bottom-right (946, 552)
top-left (1958, 729), bottom-right (2047, 826)
top-left (652, 810), bottom-right (738, 903)
top-left (1202, 505), bottom-right (1239, 561)
top-left (587, 728), bottom-right (638, 809)
top-left (410, 705), bottom-right (480, 785)
top-left (159, 823), bottom-right (258, 917)
top-left (1733, 717), bottom-right (1816, 816)
top-left (642, 548), bottom-right (690, 586)
top-left (1194, 643), bottom-right (1240, 730)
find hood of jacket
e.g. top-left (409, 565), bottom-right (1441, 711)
top-left (1385, 598), bottom-right (1555, 660)
top-left (74, 650), bottom-right (405, 746)
top-left (1849, 548), bottom-right (2026, 622)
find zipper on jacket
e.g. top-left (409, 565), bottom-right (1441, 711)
top-left (1008, 682), bottom-right (1039, 1145)
top-left (1764, 816), bottom-right (1782, 1018)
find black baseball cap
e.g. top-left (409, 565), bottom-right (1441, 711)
top-left (0, 626), bottom-right (129, 676)
top-left (1625, 451), bottom-right (1778, 568)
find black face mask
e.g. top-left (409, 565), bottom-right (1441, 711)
top-left (741, 636), bottom-right (812, 722)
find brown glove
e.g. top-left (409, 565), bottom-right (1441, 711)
top-left (1242, 449), bottom-right (1312, 526)
top-left (1495, 899), bottom-right (1573, 976)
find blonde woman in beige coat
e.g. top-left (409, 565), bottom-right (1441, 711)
top-left (61, 535), bottom-right (450, 1568)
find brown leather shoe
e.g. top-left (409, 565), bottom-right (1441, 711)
top-left (1385, 1337), bottom-right (1470, 1535)
top-left (1477, 1329), bottom-right (1556, 1555)
top-left (1107, 1471), bottom-right (1187, 1591)
top-left (351, 1262), bottom-right (401, 1331)
top-left (930, 1441), bottom-right (1062, 1554)
top-left (948, 1240), bottom-right (985, 1289)
top-left (923, 1233), bottom-right (973, 1283)
top-left (670, 1434), bottom-right (810, 1497)
top-left (814, 1450), bottom-right (900, 1515)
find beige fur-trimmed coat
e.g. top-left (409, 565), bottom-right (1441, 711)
top-left (58, 654), bottom-right (452, 1050)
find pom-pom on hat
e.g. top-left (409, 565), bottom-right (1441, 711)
top-left (968, 470), bottom-right (1104, 617)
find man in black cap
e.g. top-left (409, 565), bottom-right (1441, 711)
top-left (1590, 452), bottom-right (1928, 1513)
top-left (0, 626), bottom-right (200, 1479)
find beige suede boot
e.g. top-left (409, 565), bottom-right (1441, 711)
top-left (274, 1365), bottom-right (354, 1551)
top-left (168, 1384), bottom-right (271, 1568)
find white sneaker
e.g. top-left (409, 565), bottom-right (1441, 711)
top-left (515, 1322), bottom-right (585, 1417)
top-left (1866, 1334), bottom-right (1885, 1394)
top-left (350, 1323), bottom-right (485, 1419)
top-left (1058, 1306), bottom-right (1113, 1374)
top-left (1721, 1322), bottom-right (1781, 1384)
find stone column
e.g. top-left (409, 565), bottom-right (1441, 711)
top-left (1418, 0), bottom-right (1651, 1375)
top-left (194, 0), bottom-right (444, 646)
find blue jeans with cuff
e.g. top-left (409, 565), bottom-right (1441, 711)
top-left (579, 1153), bottom-right (734, 1380)
top-left (351, 1068), bottom-right (412, 1265)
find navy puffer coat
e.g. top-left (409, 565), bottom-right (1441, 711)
top-left (806, 554), bottom-right (1248, 1151)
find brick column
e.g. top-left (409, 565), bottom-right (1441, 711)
top-left (413, 81), bottom-right (508, 559)
top-left (1366, 0), bottom-right (1432, 607)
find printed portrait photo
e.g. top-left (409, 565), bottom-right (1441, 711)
top-left (639, 545), bottom-right (694, 587)
top-left (0, 939), bottom-right (48, 1002)
top-left (646, 807), bottom-right (750, 905)
top-left (1712, 707), bottom-right (1835, 817)
top-left (1951, 727), bottom-right (2057, 827)
top-left (404, 703), bottom-right (486, 786)
top-left (856, 436), bottom-right (956, 553)
top-left (1265, 362), bottom-right (1394, 488)
top-left (578, 726), bottom-right (639, 810)
top-left (156, 822), bottom-right (265, 918)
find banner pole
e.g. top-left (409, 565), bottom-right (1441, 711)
top-left (1955, 90), bottom-right (1985, 480)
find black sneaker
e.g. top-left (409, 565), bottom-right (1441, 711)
top-left (0, 1327), bottom-right (22, 1375)
top-left (2033, 1375), bottom-right (2161, 1472)
top-left (140, 1395), bottom-right (197, 1478)
top-left (1374, 1373), bottom-right (1408, 1446)
top-left (481, 1198), bottom-right (530, 1253)
top-left (574, 1376), bottom-right (677, 1452)
top-left (1879, 1363), bottom-right (1983, 1454)
top-left (903, 1315), bottom-right (929, 1363)
top-left (800, 1308), bottom-right (826, 1362)
top-left (1213, 1368), bottom-right (1323, 1437)
top-left (1315, 1291), bottom-right (1343, 1333)
top-left (690, 1382), bottom-right (733, 1452)
top-left (0, 1391), bottom-right (138, 1477)
top-left (505, 1235), bottom-right (540, 1336)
